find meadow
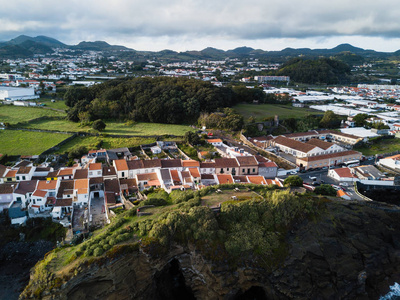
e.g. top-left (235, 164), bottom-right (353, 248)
top-left (233, 103), bottom-right (322, 121)
top-left (0, 130), bottom-right (72, 155)
top-left (0, 105), bottom-right (66, 124)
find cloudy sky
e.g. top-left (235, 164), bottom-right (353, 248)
top-left (1, 0), bottom-right (400, 52)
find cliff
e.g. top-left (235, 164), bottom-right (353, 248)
top-left (20, 200), bottom-right (400, 300)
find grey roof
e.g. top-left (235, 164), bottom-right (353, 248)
top-left (14, 180), bottom-right (37, 195)
top-left (159, 169), bottom-right (172, 181)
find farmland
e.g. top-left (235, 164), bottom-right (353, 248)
top-left (233, 103), bottom-right (322, 121)
top-left (0, 105), bottom-right (66, 124)
top-left (0, 130), bottom-right (72, 155)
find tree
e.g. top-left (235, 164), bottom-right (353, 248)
top-left (92, 119), bottom-right (106, 131)
top-left (184, 131), bottom-right (201, 145)
top-left (319, 110), bottom-right (341, 128)
top-left (353, 113), bottom-right (369, 127)
top-left (68, 145), bottom-right (88, 160)
top-left (283, 175), bottom-right (303, 187)
top-left (314, 184), bottom-right (336, 196)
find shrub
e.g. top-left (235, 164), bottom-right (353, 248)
top-left (314, 184), bottom-right (337, 196)
top-left (283, 175), bottom-right (303, 187)
top-left (92, 119), bottom-right (106, 131)
top-left (93, 247), bottom-right (104, 257)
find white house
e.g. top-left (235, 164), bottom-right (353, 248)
top-left (378, 154), bottom-right (400, 172)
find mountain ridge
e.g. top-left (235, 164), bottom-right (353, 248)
top-left (0, 35), bottom-right (399, 61)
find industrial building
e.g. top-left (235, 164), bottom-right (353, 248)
top-left (0, 86), bottom-right (39, 101)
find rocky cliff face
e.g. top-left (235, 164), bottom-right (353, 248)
top-left (21, 201), bottom-right (400, 300)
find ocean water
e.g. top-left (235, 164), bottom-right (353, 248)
top-left (380, 282), bottom-right (400, 300)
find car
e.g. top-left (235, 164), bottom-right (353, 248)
top-left (311, 181), bottom-right (320, 186)
top-left (322, 166), bottom-right (328, 170)
top-left (339, 182), bottom-right (348, 187)
top-left (309, 176), bottom-right (317, 181)
top-left (289, 171), bottom-right (298, 175)
top-left (331, 184), bottom-right (341, 191)
top-left (320, 180), bottom-right (325, 184)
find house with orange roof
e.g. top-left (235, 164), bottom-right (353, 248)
top-left (113, 159), bottom-right (129, 179)
top-left (88, 163), bottom-right (102, 178)
top-left (30, 189), bottom-right (48, 213)
top-left (182, 160), bottom-right (200, 169)
top-left (247, 175), bottom-right (267, 185)
top-left (170, 169), bottom-right (182, 185)
top-left (3, 169), bottom-right (17, 182)
top-left (57, 168), bottom-right (75, 180)
top-left (74, 178), bottom-right (89, 205)
top-left (206, 138), bottom-right (223, 146)
top-left (328, 167), bottom-right (358, 182)
top-left (188, 168), bottom-right (201, 184)
top-left (216, 174), bottom-right (234, 184)
top-left (136, 173), bottom-right (160, 190)
top-left (265, 179), bottom-right (284, 187)
top-left (337, 189), bottom-right (351, 200)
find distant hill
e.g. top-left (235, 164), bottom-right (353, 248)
top-left (0, 44), bottom-right (32, 59)
top-left (7, 35), bottom-right (66, 48)
top-left (0, 34), bottom-right (398, 62)
top-left (73, 41), bottom-right (131, 51)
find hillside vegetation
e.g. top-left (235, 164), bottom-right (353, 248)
top-left (277, 57), bottom-right (351, 84)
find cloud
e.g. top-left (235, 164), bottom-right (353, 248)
top-left (0, 0), bottom-right (399, 51)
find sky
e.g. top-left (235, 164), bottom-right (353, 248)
top-left (1, 0), bottom-right (400, 52)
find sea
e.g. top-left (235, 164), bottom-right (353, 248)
top-left (380, 282), bottom-right (400, 300)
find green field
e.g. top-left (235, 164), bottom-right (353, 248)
top-left (22, 118), bottom-right (194, 136)
top-left (355, 138), bottom-right (400, 156)
top-left (103, 122), bottom-right (195, 136)
top-left (0, 130), bottom-right (72, 155)
top-left (54, 136), bottom-right (157, 154)
top-left (234, 103), bottom-right (322, 121)
top-left (37, 99), bottom-right (68, 111)
top-left (0, 105), bottom-right (66, 124)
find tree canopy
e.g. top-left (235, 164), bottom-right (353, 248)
top-left (277, 57), bottom-right (351, 84)
top-left (65, 77), bottom-right (236, 124)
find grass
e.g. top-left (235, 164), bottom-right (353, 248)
top-left (14, 118), bottom-right (195, 137)
top-left (355, 138), bottom-right (400, 156)
top-left (0, 130), bottom-right (72, 155)
top-left (201, 189), bottom-right (262, 207)
top-left (233, 103), bottom-right (322, 122)
top-left (54, 136), bottom-right (158, 154)
top-left (103, 122), bottom-right (195, 136)
top-left (37, 99), bottom-right (69, 111)
top-left (0, 105), bottom-right (66, 124)
top-left (23, 118), bottom-right (88, 132)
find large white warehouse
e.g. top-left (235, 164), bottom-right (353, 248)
top-left (0, 86), bottom-right (39, 101)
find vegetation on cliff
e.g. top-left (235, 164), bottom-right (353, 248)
top-left (21, 186), bottom-right (325, 298)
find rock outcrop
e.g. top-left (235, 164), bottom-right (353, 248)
top-left (21, 201), bottom-right (400, 300)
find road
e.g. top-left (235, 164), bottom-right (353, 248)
top-left (278, 168), bottom-right (365, 201)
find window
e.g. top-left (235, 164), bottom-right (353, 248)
top-left (16, 176), bottom-right (20, 181)
top-left (252, 168), bottom-right (255, 173)
top-left (97, 171), bottom-right (101, 175)
top-left (89, 172), bottom-right (93, 176)
top-left (242, 169), bottom-right (245, 173)
top-left (227, 168), bottom-right (229, 171)
top-left (22, 176), bottom-right (26, 180)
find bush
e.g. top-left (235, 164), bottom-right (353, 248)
top-left (283, 175), bottom-right (303, 187)
top-left (92, 119), bottom-right (106, 131)
top-left (314, 184), bottom-right (337, 196)
top-left (93, 247), bottom-right (104, 257)
top-left (170, 190), bottom-right (194, 204)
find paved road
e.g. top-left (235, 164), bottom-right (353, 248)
top-left (279, 168), bottom-right (365, 201)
